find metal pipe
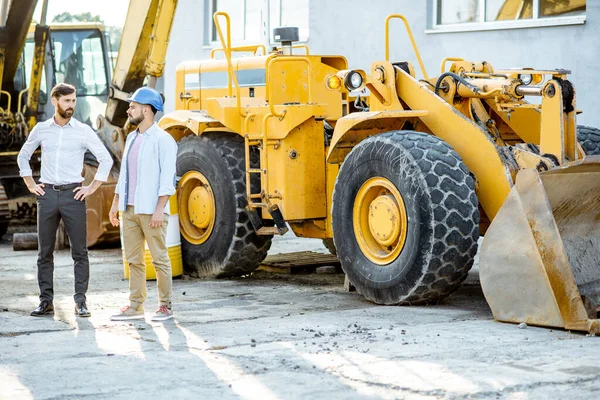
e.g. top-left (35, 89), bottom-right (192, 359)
top-left (0, 0), bottom-right (9, 27)
top-left (385, 14), bottom-right (428, 79)
top-left (516, 85), bottom-right (543, 96)
top-left (17, 87), bottom-right (28, 114)
top-left (281, 42), bottom-right (292, 56)
top-left (0, 90), bottom-right (11, 111)
top-left (211, 44), bottom-right (266, 59)
top-left (147, 75), bottom-right (157, 89)
top-left (214, 12), bottom-right (246, 117)
top-left (40, 0), bottom-right (48, 25)
top-left (440, 57), bottom-right (464, 74)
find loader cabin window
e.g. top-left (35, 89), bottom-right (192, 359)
top-left (51, 29), bottom-right (109, 97)
top-left (50, 28), bottom-right (110, 127)
top-left (431, 0), bottom-right (585, 32)
top-left (207, 0), bottom-right (309, 45)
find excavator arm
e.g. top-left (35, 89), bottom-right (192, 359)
top-left (97, 0), bottom-right (178, 163)
top-left (85, 0), bottom-right (178, 246)
top-left (0, 0), bottom-right (38, 96)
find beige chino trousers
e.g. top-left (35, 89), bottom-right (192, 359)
top-left (122, 206), bottom-right (172, 309)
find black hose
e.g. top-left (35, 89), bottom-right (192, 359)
top-left (419, 79), bottom-right (435, 89)
top-left (434, 72), bottom-right (480, 97)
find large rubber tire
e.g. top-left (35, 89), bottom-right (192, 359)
top-left (577, 125), bottom-right (600, 155)
top-left (332, 131), bottom-right (480, 305)
top-left (176, 133), bottom-right (272, 277)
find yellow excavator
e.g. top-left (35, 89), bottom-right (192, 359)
top-left (0, 0), bottom-right (117, 244)
top-left (157, 11), bottom-right (600, 334)
top-left (0, 0), bottom-right (177, 246)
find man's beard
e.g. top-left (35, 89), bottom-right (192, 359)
top-left (129, 115), bottom-right (144, 125)
top-left (58, 105), bottom-right (74, 119)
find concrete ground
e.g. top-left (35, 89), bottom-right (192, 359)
top-left (1, 233), bottom-right (599, 400)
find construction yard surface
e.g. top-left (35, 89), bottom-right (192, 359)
top-left (1, 233), bottom-right (599, 399)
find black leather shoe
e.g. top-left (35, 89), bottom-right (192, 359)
top-left (30, 301), bottom-right (54, 317)
top-left (75, 301), bottom-right (91, 317)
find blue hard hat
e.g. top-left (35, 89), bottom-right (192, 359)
top-left (127, 87), bottom-right (164, 111)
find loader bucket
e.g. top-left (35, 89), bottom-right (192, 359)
top-left (479, 157), bottom-right (600, 334)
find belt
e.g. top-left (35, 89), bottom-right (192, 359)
top-left (48, 183), bottom-right (80, 191)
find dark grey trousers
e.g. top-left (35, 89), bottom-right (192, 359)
top-left (36, 186), bottom-right (88, 303)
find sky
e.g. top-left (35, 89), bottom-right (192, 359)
top-left (32, 0), bottom-right (129, 27)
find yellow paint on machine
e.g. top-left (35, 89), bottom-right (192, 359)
top-left (121, 195), bottom-right (183, 280)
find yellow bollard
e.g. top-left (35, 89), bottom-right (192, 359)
top-left (121, 195), bottom-right (183, 280)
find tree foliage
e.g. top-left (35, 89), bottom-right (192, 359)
top-left (51, 11), bottom-right (122, 51)
top-left (52, 12), bottom-right (103, 23)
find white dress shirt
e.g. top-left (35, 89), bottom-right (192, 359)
top-left (18, 117), bottom-right (113, 184)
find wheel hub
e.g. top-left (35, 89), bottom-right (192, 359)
top-left (178, 171), bottom-right (216, 244)
top-left (353, 177), bottom-right (408, 265)
top-left (368, 195), bottom-right (400, 247)
top-left (189, 186), bottom-right (213, 229)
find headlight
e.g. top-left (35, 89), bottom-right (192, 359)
top-left (325, 75), bottom-right (342, 90)
top-left (519, 74), bottom-right (533, 85)
top-left (345, 71), bottom-right (363, 90)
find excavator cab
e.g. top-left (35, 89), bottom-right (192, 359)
top-left (16, 23), bottom-right (112, 129)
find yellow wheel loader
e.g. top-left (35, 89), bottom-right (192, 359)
top-left (160, 12), bottom-right (600, 333)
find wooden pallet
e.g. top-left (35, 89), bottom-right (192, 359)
top-left (258, 251), bottom-right (340, 274)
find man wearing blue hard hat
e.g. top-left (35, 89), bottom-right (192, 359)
top-left (108, 86), bottom-right (178, 322)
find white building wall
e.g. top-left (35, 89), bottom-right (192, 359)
top-left (164, 0), bottom-right (600, 127)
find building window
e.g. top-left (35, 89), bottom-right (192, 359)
top-left (210, 0), bottom-right (263, 43)
top-left (269, 0), bottom-right (309, 42)
top-left (431, 0), bottom-right (586, 33)
top-left (208, 0), bottom-right (309, 45)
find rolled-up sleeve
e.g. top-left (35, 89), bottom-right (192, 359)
top-left (85, 126), bottom-right (113, 182)
top-left (158, 135), bottom-right (177, 197)
top-left (18, 125), bottom-right (41, 177)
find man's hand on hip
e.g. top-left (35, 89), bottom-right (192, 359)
top-left (27, 182), bottom-right (45, 196)
top-left (73, 185), bottom-right (95, 201)
top-left (24, 176), bottom-right (45, 196)
top-left (150, 211), bottom-right (164, 228)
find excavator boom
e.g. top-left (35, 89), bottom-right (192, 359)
top-left (0, 0), bottom-right (37, 94)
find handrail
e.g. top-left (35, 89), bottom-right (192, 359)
top-left (440, 57), bottom-right (464, 74)
top-left (260, 113), bottom-right (274, 202)
top-left (17, 88), bottom-right (29, 114)
top-left (244, 112), bottom-right (256, 205)
top-left (385, 14), bottom-right (428, 79)
top-left (211, 44), bottom-right (267, 58)
top-left (276, 44), bottom-right (310, 55)
top-left (213, 12), bottom-right (246, 117)
top-left (0, 90), bottom-right (11, 113)
top-left (266, 57), bottom-right (312, 118)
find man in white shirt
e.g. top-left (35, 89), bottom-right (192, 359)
top-left (18, 83), bottom-right (113, 317)
top-left (108, 87), bottom-right (177, 322)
